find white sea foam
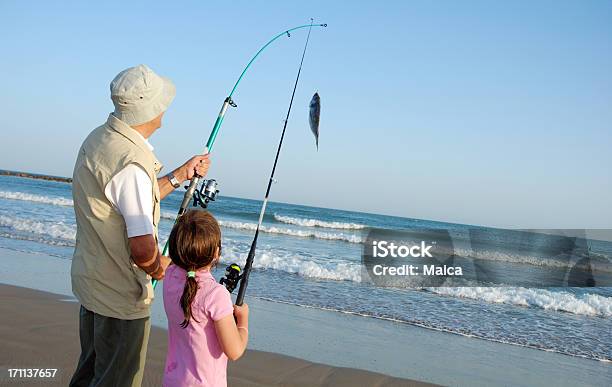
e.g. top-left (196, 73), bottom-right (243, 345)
top-left (218, 220), bottom-right (364, 243)
top-left (222, 241), bottom-right (612, 318)
top-left (161, 211), bottom-right (177, 220)
top-left (0, 191), bottom-right (73, 207)
top-left (429, 287), bottom-right (612, 317)
top-left (163, 212), bottom-right (363, 243)
top-left (220, 243), bottom-right (362, 282)
top-left (0, 215), bottom-right (76, 241)
top-left (274, 214), bottom-right (366, 230)
top-left (449, 246), bottom-right (612, 273)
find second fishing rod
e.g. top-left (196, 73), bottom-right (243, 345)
top-left (234, 21), bottom-right (318, 305)
top-left (153, 21), bottom-right (326, 289)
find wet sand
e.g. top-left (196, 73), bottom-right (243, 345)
top-left (0, 284), bottom-right (434, 386)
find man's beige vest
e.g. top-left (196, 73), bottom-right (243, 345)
top-left (71, 114), bottom-right (162, 320)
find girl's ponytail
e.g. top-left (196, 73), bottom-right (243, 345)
top-left (180, 271), bottom-right (200, 328)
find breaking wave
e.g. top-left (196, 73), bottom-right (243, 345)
top-left (428, 287), bottom-right (612, 317)
top-left (223, 243), bottom-right (612, 317)
top-left (274, 214), bottom-right (366, 230)
top-left (0, 215), bottom-right (76, 242)
top-left (162, 212), bottom-right (363, 243)
top-left (161, 211), bottom-right (176, 221)
top-left (218, 220), bottom-right (364, 243)
top-left (452, 246), bottom-right (612, 273)
top-left (221, 243), bottom-right (362, 282)
top-left (0, 191), bottom-right (73, 207)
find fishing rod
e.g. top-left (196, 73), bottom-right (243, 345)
top-left (233, 20), bottom-right (318, 306)
top-left (153, 21), bottom-right (327, 289)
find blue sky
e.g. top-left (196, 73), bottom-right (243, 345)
top-left (0, 0), bottom-right (611, 228)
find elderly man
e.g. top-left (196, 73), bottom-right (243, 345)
top-left (69, 64), bottom-right (209, 387)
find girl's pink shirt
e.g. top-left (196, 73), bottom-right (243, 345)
top-left (163, 265), bottom-right (234, 387)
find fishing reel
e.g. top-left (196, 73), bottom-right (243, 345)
top-left (220, 263), bottom-right (242, 293)
top-left (192, 179), bottom-right (220, 209)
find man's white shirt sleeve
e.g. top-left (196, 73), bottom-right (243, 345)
top-left (104, 164), bottom-right (155, 238)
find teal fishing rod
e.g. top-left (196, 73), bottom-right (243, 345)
top-left (153, 21), bottom-right (327, 289)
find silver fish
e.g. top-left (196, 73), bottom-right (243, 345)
top-left (309, 92), bottom-right (320, 150)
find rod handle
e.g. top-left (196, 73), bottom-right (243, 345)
top-left (235, 279), bottom-right (247, 306)
top-left (235, 236), bottom-right (258, 305)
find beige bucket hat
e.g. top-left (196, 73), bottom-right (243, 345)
top-left (110, 64), bottom-right (176, 126)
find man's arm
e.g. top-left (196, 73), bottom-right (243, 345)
top-left (129, 235), bottom-right (171, 280)
top-left (105, 164), bottom-right (171, 278)
top-left (158, 154), bottom-right (211, 200)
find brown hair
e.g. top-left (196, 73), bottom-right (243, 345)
top-left (168, 210), bottom-right (222, 328)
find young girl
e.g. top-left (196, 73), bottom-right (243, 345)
top-left (163, 210), bottom-right (249, 387)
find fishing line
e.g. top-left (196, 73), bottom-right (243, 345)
top-left (235, 19), bottom-right (316, 306)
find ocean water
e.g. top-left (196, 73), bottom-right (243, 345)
top-left (0, 174), bottom-right (610, 363)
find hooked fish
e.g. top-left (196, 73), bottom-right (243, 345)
top-left (309, 92), bottom-right (320, 150)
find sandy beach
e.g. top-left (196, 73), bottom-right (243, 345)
top-left (0, 283), bottom-right (431, 386)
